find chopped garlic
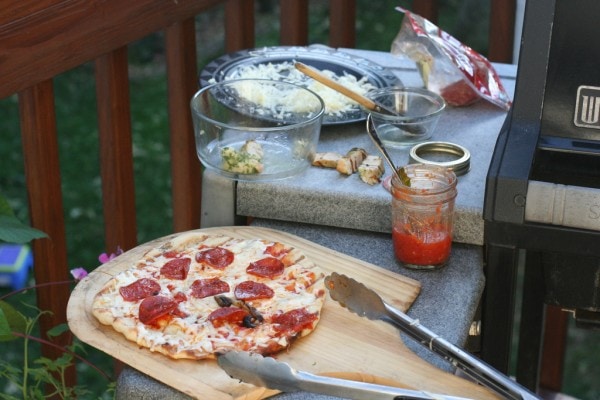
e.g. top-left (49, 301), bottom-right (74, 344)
top-left (221, 140), bottom-right (264, 174)
top-left (358, 155), bottom-right (385, 185)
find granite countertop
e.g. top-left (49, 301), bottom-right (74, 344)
top-left (233, 51), bottom-right (517, 246)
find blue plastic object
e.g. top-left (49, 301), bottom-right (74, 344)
top-left (0, 244), bottom-right (33, 290)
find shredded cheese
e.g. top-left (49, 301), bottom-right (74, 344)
top-left (220, 61), bottom-right (376, 117)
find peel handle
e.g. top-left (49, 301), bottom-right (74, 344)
top-left (383, 303), bottom-right (540, 400)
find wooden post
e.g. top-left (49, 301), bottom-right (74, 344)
top-left (225, 0), bottom-right (256, 51)
top-left (95, 47), bottom-right (138, 254)
top-left (329, 0), bottom-right (356, 48)
top-left (19, 80), bottom-right (76, 390)
top-left (280, 0), bottom-right (309, 45)
top-left (165, 19), bottom-right (203, 232)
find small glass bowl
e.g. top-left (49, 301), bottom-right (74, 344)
top-left (368, 87), bottom-right (445, 147)
top-left (190, 79), bottom-right (325, 181)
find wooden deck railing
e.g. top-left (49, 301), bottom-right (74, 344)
top-left (1, 0), bottom-right (516, 391)
top-left (413, 0), bottom-right (516, 63)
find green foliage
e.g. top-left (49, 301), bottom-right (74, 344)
top-left (0, 348), bottom-right (101, 399)
top-left (46, 323), bottom-right (70, 338)
top-left (0, 301), bottom-right (27, 341)
top-left (0, 176), bottom-right (111, 398)
top-left (0, 295), bottom-right (114, 399)
top-left (0, 195), bottom-right (14, 216)
top-left (0, 215), bottom-right (47, 244)
top-left (0, 195), bottom-right (47, 244)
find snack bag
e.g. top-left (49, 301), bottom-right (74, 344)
top-left (391, 7), bottom-right (511, 110)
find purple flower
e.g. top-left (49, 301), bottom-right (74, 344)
top-left (70, 267), bottom-right (88, 281)
top-left (98, 246), bottom-right (124, 264)
top-left (98, 253), bottom-right (114, 263)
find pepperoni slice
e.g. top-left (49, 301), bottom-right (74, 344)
top-left (119, 278), bottom-right (161, 301)
top-left (171, 292), bottom-right (189, 319)
top-left (160, 257), bottom-right (190, 280)
top-left (190, 278), bottom-right (230, 299)
top-left (173, 292), bottom-right (187, 303)
top-left (207, 307), bottom-right (249, 328)
top-left (247, 257), bottom-right (284, 278)
top-left (234, 281), bottom-right (274, 301)
top-left (272, 308), bottom-right (318, 334)
top-left (196, 247), bottom-right (234, 269)
top-left (138, 295), bottom-right (179, 325)
top-left (264, 242), bottom-right (289, 257)
top-left (162, 250), bottom-right (180, 258)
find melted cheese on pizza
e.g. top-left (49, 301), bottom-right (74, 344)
top-left (92, 233), bottom-right (326, 359)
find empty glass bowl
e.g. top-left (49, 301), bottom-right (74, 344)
top-left (368, 87), bottom-right (445, 147)
top-left (190, 79), bottom-right (325, 181)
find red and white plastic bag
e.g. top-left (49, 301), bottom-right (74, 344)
top-left (391, 7), bottom-right (512, 110)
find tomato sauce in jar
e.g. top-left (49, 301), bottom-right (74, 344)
top-left (392, 226), bottom-right (452, 267)
top-left (390, 164), bottom-right (457, 270)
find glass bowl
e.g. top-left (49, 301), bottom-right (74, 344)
top-left (368, 87), bottom-right (445, 147)
top-left (190, 79), bottom-right (325, 181)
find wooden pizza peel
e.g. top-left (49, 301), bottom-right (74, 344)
top-left (67, 226), bottom-right (499, 399)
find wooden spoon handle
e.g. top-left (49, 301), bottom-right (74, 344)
top-left (294, 62), bottom-right (378, 111)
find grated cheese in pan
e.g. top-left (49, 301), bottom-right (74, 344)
top-left (219, 61), bottom-right (376, 117)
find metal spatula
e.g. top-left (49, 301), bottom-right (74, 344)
top-left (324, 272), bottom-right (540, 400)
top-left (218, 350), bottom-right (473, 400)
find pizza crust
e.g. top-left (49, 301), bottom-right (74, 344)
top-left (92, 233), bottom-right (326, 360)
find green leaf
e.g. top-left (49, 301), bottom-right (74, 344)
top-left (0, 214), bottom-right (47, 244)
top-left (398, 167), bottom-right (412, 187)
top-left (28, 363), bottom-right (58, 384)
top-left (0, 308), bottom-right (11, 340)
top-left (0, 301), bottom-right (28, 341)
top-left (0, 194), bottom-right (15, 217)
top-left (46, 323), bottom-right (69, 338)
top-left (0, 358), bottom-right (22, 376)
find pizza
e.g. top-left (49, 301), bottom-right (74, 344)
top-left (92, 232), bottom-right (326, 360)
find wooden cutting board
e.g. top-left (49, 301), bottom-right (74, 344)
top-left (67, 226), bottom-right (498, 399)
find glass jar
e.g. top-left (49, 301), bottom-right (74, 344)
top-left (391, 164), bottom-right (457, 270)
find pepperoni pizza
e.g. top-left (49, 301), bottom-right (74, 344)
top-left (92, 232), bottom-right (326, 360)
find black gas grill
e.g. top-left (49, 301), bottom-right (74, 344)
top-left (483, 0), bottom-right (600, 391)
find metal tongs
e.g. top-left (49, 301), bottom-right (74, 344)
top-left (217, 273), bottom-right (541, 400)
top-left (324, 273), bottom-right (541, 400)
top-left (218, 350), bottom-right (474, 400)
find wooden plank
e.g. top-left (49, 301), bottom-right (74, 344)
top-left (411, 0), bottom-right (439, 23)
top-left (68, 226), bottom-right (500, 400)
top-left (225, 0), bottom-right (255, 52)
top-left (539, 305), bottom-right (568, 391)
top-left (280, 0), bottom-right (309, 45)
top-left (329, 0), bottom-right (356, 48)
top-left (0, 0), bottom-right (63, 26)
top-left (18, 80), bottom-right (75, 386)
top-left (488, 0), bottom-right (516, 63)
top-left (0, 0), bottom-right (224, 98)
top-left (165, 19), bottom-right (203, 232)
top-left (95, 47), bottom-right (138, 254)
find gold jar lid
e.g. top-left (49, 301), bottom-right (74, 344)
top-left (408, 141), bottom-right (471, 176)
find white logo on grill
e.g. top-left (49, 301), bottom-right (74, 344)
top-left (574, 85), bottom-right (600, 129)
